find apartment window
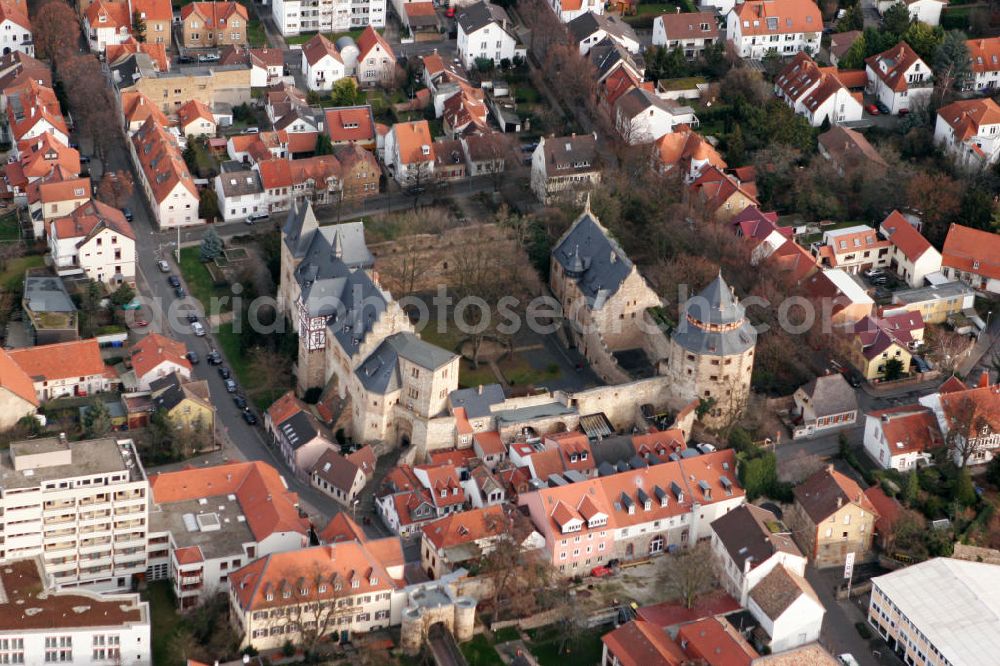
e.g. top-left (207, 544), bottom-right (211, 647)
top-left (0, 638), bottom-right (24, 664)
top-left (44, 637), bottom-right (72, 663)
top-left (92, 635), bottom-right (120, 662)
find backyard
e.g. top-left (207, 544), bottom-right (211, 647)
top-left (460, 624), bottom-right (606, 666)
top-left (286, 28), bottom-right (366, 45)
top-left (145, 582), bottom-right (184, 666)
top-left (0, 254), bottom-right (44, 291)
top-left (0, 210), bottom-right (21, 241)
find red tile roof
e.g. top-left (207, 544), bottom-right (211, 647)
top-left (132, 0), bottom-right (172, 24)
top-left (176, 99), bottom-right (215, 132)
top-left (120, 91), bottom-right (171, 129)
top-left (319, 511), bottom-right (367, 543)
top-left (132, 117), bottom-right (197, 203)
top-left (637, 591), bottom-right (742, 629)
top-left (968, 37), bottom-right (1000, 74)
top-left (85, 0), bottom-right (131, 30)
top-left (867, 405), bottom-right (942, 456)
top-left (0, 347), bottom-right (38, 406)
top-left (130, 332), bottom-right (191, 380)
top-left (302, 33), bottom-right (343, 67)
top-left (733, 0), bottom-right (821, 36)
top-left (676, 616), bottom-right (757, 666)
top-left (9, 339), bottom-right (105, 382)
top-left (357, 26), bottom-right (393, 61)
top-left (793, 466), bottom-right (877, 524)
top-left (866, 42), bottom-right (924, 93)
top-left (473, 430), bottom-right (504, 456)
top-left (51, 199), bottom-right (134, 243)
top-left (149, 461), bottom-right (310, 542)
top-left (942, 223), bottom-right (1000, 280)
top-left (179, 1), bottom-right (248, 27)
top-left (422, 505), bottom-right (508, 550)
top-left (938, 98), bottom-right (1000, 141)
top-left (657, 11), bottom-right (718, 40)
top-left (602, 619), bottom-right (685, 666)
top-left (0, 0), bottom-right (30, 32)
top-left (258, 158), bottom-right (293, 189)
top-left (392, 120), bottom-right (434, 165)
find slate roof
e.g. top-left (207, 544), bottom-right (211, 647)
top-left (798, 373), bottom-right (858, 418)
top-left (552, 209), bottom-right (634, 308)
top-left (568, 11), bottom-right (639, 45)
top-left (356, 332), bottom-right (456, 394)
top-left (219, 166), bottom-right (263, 197)
top-left (711, 504), bottom-right (801, 572)
top-left (456, 1), bottom-right (512, 36)
top-left (749, 565), bottom-right (820, 621)
top-left (311, 448), bottom-right (361, 492)
top-left (588, 37), bottom-right (644, 81)
top-left (793, 466), bottom-right (877, 524)
top-left (672, 273), bottom-right (757, 356)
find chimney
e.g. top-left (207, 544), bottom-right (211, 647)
top-left (979, 370), bottom-right (990, 389)
top-left (836, 496), bottom-right (843, 508)
top-left (826, 463), bottom-right (834, 474)
top-left (477, 385), bottom-right (484, 395)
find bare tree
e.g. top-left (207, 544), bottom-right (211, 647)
top-left (473, 132), bottom-right (519, 192)
top-left (248, 346), bottom-right (293, 398)
top-left (778, 450), bottom-right (826, 484)
top-left (31, 0), bottom-right (79, 64)
top-left (927, 328), bottom-right (971, 375)
top-left (97, 171), bottom-right (135, 209)
top-left (268, 562), bottom-right (357, 654)
top-left (0, 242), bottom-right (24, 273)
top-left (945, 394), bottom-right (992, 467)
top-left (478, 537), bottom-right (555, 621)
top-left (655, 541), bottom-right (719, 609)
top-left (59, 54), bottom-right (122, 163)
top-left (518, 0), bottom-right (568, 61)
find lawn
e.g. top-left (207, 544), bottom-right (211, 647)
top-left (0, 210), bottom-right (21, 241)
top-left (286, 28), bottom-right (366, 45)
top-left (215, 319), bottom-right (287, 410)
top-left (456, 353), bottom-right (560, 389)
top-left (247, 19), bottom-right (267, 48)
top-left (0, 254), bottom-right (44, 291)
top-left (525, 625), bottom-right (606, 666)
top-left (493, 627), bottom-right (521, 643)
top-left (514, 84), bottom-right (541, 104)
top-left (178, 247), bottom-right (233, 315)
top-left (460, 634), bottom-right (505, 666)
top-left (145, 581), bottom-right (184, 666)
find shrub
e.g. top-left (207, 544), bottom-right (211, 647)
top-left (855, 622), bottom-right (872, 640)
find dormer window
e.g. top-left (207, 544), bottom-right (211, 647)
top-left (581, 452), bottom-right (588, 461)
top-left (440, 489), bottom-right (447, 498)
top-left (352, 579), bottom-right (360, 589)
top-left (282, 589), bottom-right (291, 599)
top-left (370, 576), bottom-right (378, 585)
top-left (319, 584), bottom-right (327, 593)
top-left (570, 454), bottom-right (578, 463)
top-left (452, 487), bottom-right (459, 495)
top-left (644, 500), bottom-right (651, 511)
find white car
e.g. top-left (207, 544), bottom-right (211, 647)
top-left (696, 443), bottom-right (717, 454)
top-left (837, 655), bottom-right (860, 666)
top-left (191, 321), bottom-right (206, 337)
top-left (157, 260), bottom-right (170, 273)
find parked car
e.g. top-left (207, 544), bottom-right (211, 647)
top-left (218, 366), bottom-right (231, 380)
top-left (242, 410), bottom-right (257, 425)
top-left (197, 52), bottom-right (220, 63)
top-left (875, 100), bottom-right (890, 114)
top-left (157, 260), bottom-right (170, 273)
top-left (863, 268), bottom-right (884, 278)
top-left (696, 443), bottom-right (717, 454)
top-left (206, 350), bottom-right (223, 365)
top-left (898, 107), bottom-right (910, 116)
top-left (865, 103), bottom-right (880, 115)
top-left (174, 286), bottom-right (186, 298)
top-left (191, 321), bottom-right (206, 337)
top-left (445, 6), bottom-right (455, 16)
top-left (122, 207), bottom-right (133, 221)
top-left (167, 275), bottom-right (180, 288)
top-left (246, 212), bottom-right (269, 224)
top-left (233, 395), bottom-right (248, 410)
top-left (79, 155), bottom-right (91, 164)
top-left (225, 378), bottom-right (237, 393)
top-left (186, 312), bottom-right (198, 324)
top-left (837, 655), bottom-right (860, 666)
top-left (185, 351), bottom-right (200, 365)
top-left (177, 55), bottom-right (195, 64)
top-left (590, 566), bottom-right (614, 578)
top-left (133, 319), bottom-right (149, 328)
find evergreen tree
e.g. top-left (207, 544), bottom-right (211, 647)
top-left (882, 3), bottom-right (913, 37)
top-left (109, 283), bottom-right (136, 308)
top-left (132, 11), bottom-right (147, 43)
top-left (199, 190), bottom-right (222, 225)
top-left (904, 470), bottom-right (920, 506)
top-left (315, 133), bottom-right (334, 155)
top-left (200, 227), bottom-right (223, 261)
top-left (83, 399), bottom-right (112, 438)
top-left (954, 469), bottom-right (977, 506)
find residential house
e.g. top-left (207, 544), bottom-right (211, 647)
top-left (848, 312), bottom-right (923, 382)
top-left (865, 42), bottom-right (932, 115)
top-left (21, 276), bottom-right (77, 344)
top-left (105, 37), bottom-right (170, 73)
top-left (710, 504), bottom-right (806, 606)
top-left (434, 138), bottom-right (468, 181)
top-left (129, 333), bottom-right (192, 391)
top-left (934, 97), bottom-right (1000, 169)
top-left (131, 0), bottom-right (172, 45)
top-left (47, 200), bottom-right (136, 286)
top-left (678, 617), bottom-right (759, 664)
top-left (301, 33), bottom-right (347, 92)
top-left (877, 0), bottom-right (945, 26)
top-left (131, 118), bottom-right (200, 228)
top-left (215, 162), bottom-right (265, 222)
top-left (3, 80), bottom-right (68, 147)
top-left (148, 461), bottom-right (311, 609)
top-left (747, 565), bottom-right (825, 653)
top-left (286, 155), bottom-right (343, 204)
top-left (967, 37), bottom-right (1000, 91)
top-left (180, 2), bottom-right (249, 49)
top-left (441, 86), bottom-right (488, 137)
top-left (420, 505), bottom-right (512, 579)
top-left (0, 0), bottom-right (32, 57)
top-left (652, 125), bottom-right (726, 181)
top-left (84, 0), bottom-right (131, 54)
top-left (802, 268), bottom-right (875, 329)
top-left (456, 2), bottom-right (522, 70)
top-left (325, 105), bottom-right (377, 150)
top-left (862, 404), bottom-right (942, 471)
top-left (530, 132), bottom-right (600, 204)
top-left (0, 348), bottom-right (38, 429)
top-left (177, 99), bottom-right (217, 138)
top-left (228, 536), bottom-right (403, 650)
top-left (0, 557), bottom-right (150, 664)
top-left (356, 26), bottom-right (395, 87)
top-left (547, 0), bottom-right (604, 23)
top-left (377, 464), bottom-right (467, 537)
top-left (919, 376), bottom-right (1000, 466)
top-left (614, 87), bottom-right (699, 144)
top-left (810, 224), bottom-right (891, 275)
top-left (601, 619), bottom-right (688, 666)
top-left (519, 450), bottom-right (745, 574)
top-left (311, 447), bottom-right (374, 507)
top-left (228, 129), bottom-right (289, 163)
top-left (829, 30), bottom-right (861, 66)
top-left (726, 0), bottom-right (822, 60)
top-left (652, 10), bottom-right (718, 59)
top-left (0, 435), bottom-right (149, 591)
top-left (265, 390), bottom-right (335, 480)
top-left (8, 338), bottom-right (107, 401)
top-left (868, 558), bottom-right (1000, 666)
top-left (941, 223), bottom-right (1000, 294)
top-left (818, 125), bottom-right (887, 175)
top-left (462, 133), bottom-right (507, 177)
top-left (149, 372), bottom-right (215, 438)
top-left (792, 373), bottom-right (859, 438)
top-left (687, 165), bottom-right (759, 222)
top-left (785, 465), bottom-right (878, 568)
top-left (249, 47), bottom-right (285, 87)
top-left (384, 119), bottom-right (435, 186)
top-left (886, 280), bottom-right (976, 324)
top-left (774, 53), bottom-right (864, 127)
top-left (879, 210), bottom-right (941, 287)
top-left (333, 143), bottom-right (379, 199)
top-left (569, 11), bottom-right (640, 55)
top-left (120, 90), bottom-right (171, 134)
top-left (269, 0), bottom-right (386, 36)
top-left (35, 177), bottom-right (90, 235)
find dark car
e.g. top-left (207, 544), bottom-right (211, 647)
top-left (174, 286), bottom-right (186, 298)
top-left (233, 395), bottom-right (248, 410)
top-left (185, 351), bottom-right (200, 365)
top-left (875, 100), bottom-right (890, 114)
top-left (177, 55), bottom-right (195, 64)
top-left (242, 410), bottom-right (258, 425)
top-left (167, 275), bottom-right (181, 288)
top-left (218, 366), bottom-right (231, 380)
top-left (122, 207), bottom-right (133, 221)
top-left (79, 155), bottom-right (91, 164)
top-left (225, 378), bottom-right (238, 393)
top-left (206, 350), bottom-right (223, 365)
top-left (186, 312), bottom-right (198, 324)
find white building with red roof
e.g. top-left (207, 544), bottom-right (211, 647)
top-left (863, 404), bottom-right (942, 471)
top-left (865, 41), bottom-right (932, 115)
top-left (47, 199), bottom-right (136, 286)
top-left (128, 333), bottom-right (192, 391)
top-left (8, 338), bottom-right (108, 401)
top-left (384, 119), bottom-right (435, 186)
top-left (774, 52), bottom-right (863, 127)
top-left (547, 0), bottom-right (603, 23)
top-left (934, 98), bottom-right (1000, 169)
top-left (376, 463), bottom-right (469, 537)
top-left (176, 99), bottom-right (217, 137)
top-left (0, 0), bottom-right (33, 57)
top-left (878, 210), bottom-right (941, 288)
top-left (147, 461), bottom-right (311, 609)
top-left (0, 347), bottom-right (37, 429)
top-left (300, 33), bottom-right (347, 92)
top-left (652, 10), bottom-right (718, 58)
top-left (519, 450), bottom-right (744, 575)
top-left (726, 0), bottom-right (822, 60)
top-left (356, 26), bottom-right (395, 86)
top-left (967, 37), bottom-right (1000, 91)
top-left (130, 117), bottom-right (200, 228)
top-left (941, 223), bottom-right (1000, 294)
top-left (919, 374), bottom-right (1000, 466)
top-left (83, 0), bottom-right (132, 54)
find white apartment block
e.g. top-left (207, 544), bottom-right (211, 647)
top-left (0, 557), bottom-right (151, 666)
top-left (0, 436), bottom-right (149, 592)
top-left (271, 0), bottom-right (386, 35)
top-left (934, 98), bottom-right (1000, 169)
top-left (726, 0), bottom-right (822, 60)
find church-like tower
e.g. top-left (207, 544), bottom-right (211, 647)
top-left (665, 273), bottom-right (757, 428)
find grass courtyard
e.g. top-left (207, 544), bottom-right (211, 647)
top-left (459, 624), bottom-right (607, 666)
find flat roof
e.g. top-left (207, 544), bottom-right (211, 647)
top-left (0, 438), bottom-right (143, 490)
top-left (494, 402), bottom-right (576, 425)
top-left (150, 493), bottom-right (255, 562)
top-left (892, 280), bottom-right (976, 305)
top-left (824, 269), bottom-right (874, 305)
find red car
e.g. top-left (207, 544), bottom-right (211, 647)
top-left (865, 103), bottom-right (880, 115)
top-left (134, 319), bottom-right (150, 328)
top-left (591, 566), bottom-right (613, 578)
top-left (445, 6), bottom-right (455, 17)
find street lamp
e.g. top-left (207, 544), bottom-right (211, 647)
top-left (351, 499), bottom-right (360, 519)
